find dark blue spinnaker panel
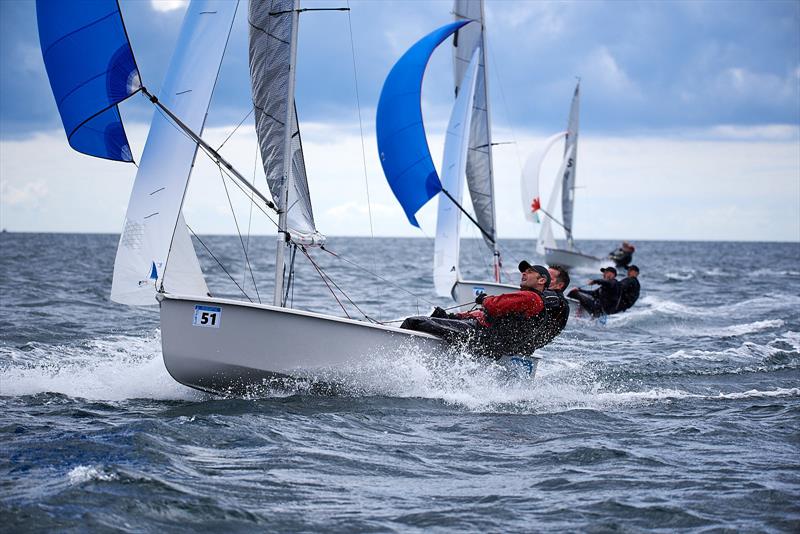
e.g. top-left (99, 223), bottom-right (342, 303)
top-left (37, 0), bottom-right (141, 162)
top-left (376, 20), bottom-right (470, 227)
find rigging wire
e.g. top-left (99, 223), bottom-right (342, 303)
top-left (320, 245), bottom-right (436, 309)
top-left (345, 0), bottom-right (381, 321)
top-left (216, 107), bottom-right (255, 152)
top-left (301, 246), bottom-right (379, 323)
top-left (216, 164), bottom-right (262, 303)
top-left (301, 247), bottom-right (350, 318)
top-left (186, 224), bottom-right (253, 303)
top-left (243, 146), bottom-right (258, 290)
top-left (487, 36), bottom-right (524, 176)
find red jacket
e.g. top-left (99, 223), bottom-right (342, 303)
top-left (457, 290), bottom-right (545, 327)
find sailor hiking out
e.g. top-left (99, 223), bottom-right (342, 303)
top-left (568, 266), bottom-right (622, 317)
top-left (616, 264), bottom-right (641, 313)
top-left (608, 241), bottom-right (636, 268)
top-left (401, 262), bottom-right (557, 358)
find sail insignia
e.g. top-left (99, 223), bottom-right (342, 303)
top-left (36, 0), bottom-right (141, 162)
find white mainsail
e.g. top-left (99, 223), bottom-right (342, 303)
top-left (111, 0), bottom-right (238, 305)
top-left (434, 48), bottom-right (481, 298)
top-left (561, 82), bottom-right (580, 247)
top-left (453, 0), bottom-right (497, 252)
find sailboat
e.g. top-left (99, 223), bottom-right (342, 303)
top-left (37, 0), bottom-right (540, 394)
top-left (377, 0), bottom-right (518, 311)
top-left (521, 81), bottom-right (601, 270)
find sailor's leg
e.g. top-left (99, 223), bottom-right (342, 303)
top-left (400, 316), bottom-right (476, 339)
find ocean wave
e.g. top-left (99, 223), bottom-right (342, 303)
top-left (0, 333), bottom-right (201, 402)
top-left (664, 271), bottom-right (693, 281)
top-left (689, 319), bottom-right (785, 338)
top-left (68, 465), bottom-right (118, 485)
top-left (708, 387), bottom-right (799, 400)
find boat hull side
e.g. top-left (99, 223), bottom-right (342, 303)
top-left (544, 248), bottom-right (601, 270)
top-left (159, 295), bottom-right (444, 393)
top-left (451, 280), bottom-right (519, 312)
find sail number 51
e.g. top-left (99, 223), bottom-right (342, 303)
top-left (193, 305), bottom-right (222, 328)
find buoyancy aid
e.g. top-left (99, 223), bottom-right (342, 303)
top-left (470, 289), bottom-right (548, 359)
top-left (535, 289), bottom-right (569, 348)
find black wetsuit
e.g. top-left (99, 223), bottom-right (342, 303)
top-left (535, 289), bottom-right (569, 347)
top-left (609, 247), bottom-right (633, 268)
top-left (401, 290), bottom-right (549, 358)
top-left (616, 277), bottom-right (640, 312)
top-left (572, 278), bottom-right (621, 316)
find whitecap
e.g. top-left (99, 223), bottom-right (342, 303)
top-left (0, 332), bottom-right (202, 402)
top-left (67, 465), bottom-right (118, 484)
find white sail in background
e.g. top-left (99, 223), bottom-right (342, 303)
top-left (521, 131), bottom-right (566, 223)
top-left (537, 145), bottom-right (574, 255)
top-left (434, 48), bottom-right (481, 298)
top-left (111, 0), bottom-right (238, 305)
top-left (561, 82), bottom-right (580, 246)
top-left (249, 0), bottom-right (320, 242)
top-left (453, 0), bottom-right (496, 251)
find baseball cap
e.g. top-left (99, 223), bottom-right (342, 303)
top-left (600, 266), bottom-right (618, 276)
top-left (519, 261), bottom-right (551, 288)
top-left (627, 264), bottom-right (640, 272)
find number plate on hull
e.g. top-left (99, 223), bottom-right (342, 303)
top-left (193, 305), bottom-right (221, 328)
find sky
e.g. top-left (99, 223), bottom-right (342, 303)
top-left (1, 0), bottom-right (798, 242)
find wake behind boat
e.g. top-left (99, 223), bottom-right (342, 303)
top-left (37, 0), bottom-right (540, 395)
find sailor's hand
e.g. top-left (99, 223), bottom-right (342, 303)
top-left (475, 292), bottom-right (487, 305)
top-left (431, 306), bottom-right (448, 318)
top-left (588, 280), bottom-right (596, 285)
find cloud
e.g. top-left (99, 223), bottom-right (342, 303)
top-left (149, 0), bottom-right (188, 13)
top-left (0, 180), bottom-right (48, 207)
top-left (2, 119), bottom-right (798, 241)
top-left (705, 124), bottom-right (799, 141)
top-left (580, 46), bottom-right (641, 99)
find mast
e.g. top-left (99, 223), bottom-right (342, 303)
top-left (476, 1), bottom-right (501, 282)
top-left (274, 0), bottom-right (301, 306)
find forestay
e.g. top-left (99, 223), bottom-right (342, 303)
top-left (249, 0), bottom-right (319, 241)
top-left (434, 48), bottom-right (481, 297)
top-left (453, 0), bottom-right (496, 251)
top-left (561, 82), bottom-right (580, 245)
top-left (111, 1), bottom-right (238, 305)
top-left (36, 0), bottom-right (140, 162)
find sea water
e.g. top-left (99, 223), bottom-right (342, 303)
top-left (1, 234), bottom-right (798, 532)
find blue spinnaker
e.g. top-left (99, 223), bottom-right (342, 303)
top-left (37, 0), bottom-right (141, 162)
top-left (376, 20), bottom-right (470, 227)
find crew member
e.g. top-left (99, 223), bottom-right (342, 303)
top-left (401, 262), bottom-right (550, 358)
top-left (534, 265), bottom-right (570, 347)
top-left (567, 266), bottom-right (621, 317)
top-left (608, 241), bottom-right (635, 268)
top-left (616, 264), bottom-right (641, 313)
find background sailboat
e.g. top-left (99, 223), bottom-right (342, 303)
top-left (522, 81), bottom-right (602, 270)
top-left (378, 2), bottom-right (519, 311)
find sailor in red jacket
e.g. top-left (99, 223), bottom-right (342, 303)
top-left (456, 261), bottom-right (548, 327)
top-left (400, 261), bottom-right (551, 357)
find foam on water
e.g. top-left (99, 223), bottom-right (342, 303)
top-left (67, 465), bottom-right (118, 485)
top-left (0, 333), bottom-right (201, 402)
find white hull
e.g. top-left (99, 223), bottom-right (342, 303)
top-left (159, 293), bottom-right (539, 394)
top-left (450, 279), bottom-right (519, 312)
top-left (544, 247), bottom-right (601, 270)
